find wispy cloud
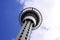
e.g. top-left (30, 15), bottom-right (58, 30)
top-left (17, 0), bottom-right (60, 40)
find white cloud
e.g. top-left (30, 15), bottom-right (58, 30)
top-left (17, 0), bottom-right (25, 4)
top-left (17, 0), bottom-right (60, 40)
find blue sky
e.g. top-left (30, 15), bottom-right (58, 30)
top-left (0, 0), bottom-right (23, 40)
top-left (1, 0), bottom-right (60, 40)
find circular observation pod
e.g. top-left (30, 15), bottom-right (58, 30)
top-left (19, 7), bottom-right (43, 30)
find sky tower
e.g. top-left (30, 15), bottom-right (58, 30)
top-left (17, 7), bottom-right (42, 40)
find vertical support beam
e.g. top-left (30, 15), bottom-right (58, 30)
top-left (17, 21), bottom-right (27, 40)
top-left (27, 22), bottom-right (33, 40)
top-left (17, 21), bottom-right (33, 40)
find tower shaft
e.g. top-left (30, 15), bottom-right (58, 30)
top-left (18, 21), bottom-right (33, 40)
top-left (17, 7), bottom-right (42, 40)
